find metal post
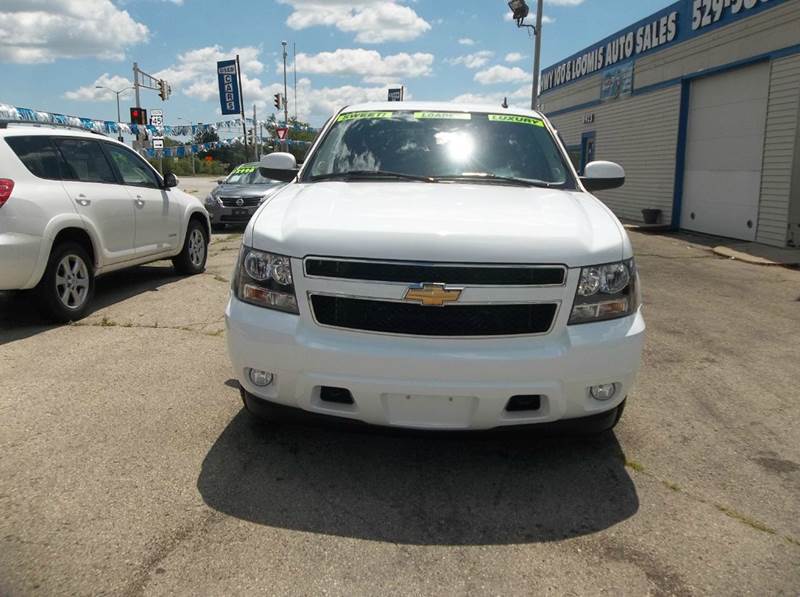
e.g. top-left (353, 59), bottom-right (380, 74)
top-left (133, 62), bottom-right (141, 149)
top-left (253, 104), bottom-right (259, 161)
top-left (282, 41), bottom-right (289, 152)
top-left (293, 42), bottom-right (298, 121)
top-left (236, 54), bottom-right (248, 160)
top-left (532, 0), bottom-right (543, 110)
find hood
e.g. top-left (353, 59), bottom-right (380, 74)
top-left (250, 182), bottom-right (626, 267)
top-left (212, 183), bottom-right (281, 198)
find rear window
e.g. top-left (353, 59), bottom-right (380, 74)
top-left (5, 136), bottom-right (66, 180)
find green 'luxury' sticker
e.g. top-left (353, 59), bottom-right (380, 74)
top-left (413, 111), bottom-right (471, 120)
top-left (488, 114), bottom-right (544, 126)
top-left (337, 111), bottom-right (393, 122)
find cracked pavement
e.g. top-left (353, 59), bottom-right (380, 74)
top-left (1, 211), bottom-right (799, 595)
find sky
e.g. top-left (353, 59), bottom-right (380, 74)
top-left (1, 0), bottom-right (670, 129)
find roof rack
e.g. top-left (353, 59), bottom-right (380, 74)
top-left (0, 119), bottom-right (107, 136)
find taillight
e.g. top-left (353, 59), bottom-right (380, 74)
top-left (0, 179), bottom-right (13, 207)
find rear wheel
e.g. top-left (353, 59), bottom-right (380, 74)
top-left (172, 220), bottom-right (207, 275)
top-left (36, 242), bottom-right (95, 322)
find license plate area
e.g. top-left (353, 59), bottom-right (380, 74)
top-left (382, 393), bottom-right (477, 429)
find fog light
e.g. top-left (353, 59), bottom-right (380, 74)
top-left (589, 383), bottom-right (617, 401)
top-left (248, 368), bottom-right (274, 387)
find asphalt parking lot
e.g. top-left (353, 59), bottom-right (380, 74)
top-left (1, 182), bottom-right (799, 594)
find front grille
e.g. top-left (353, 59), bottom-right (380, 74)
top-left (220, 196), bottom-right (261, 207)
top-left (310, 295), bottom-right (557, 337)
top-left (305, 258), bottom-right (565, 286)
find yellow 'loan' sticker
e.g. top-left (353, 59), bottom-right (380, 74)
top-left (337, 111), bottom-right (393, 122)
top-left (413, 112), bottom-right (471, 120)
top-left (488, 114), bottom-right (544, 126)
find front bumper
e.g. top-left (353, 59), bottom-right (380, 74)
top-left (225, 296), bottom-right (645, 431)
top-left (207, 203), bottom-right (259, 225)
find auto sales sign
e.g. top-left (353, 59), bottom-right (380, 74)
top-left (540, 0), bottom-right (786, 94)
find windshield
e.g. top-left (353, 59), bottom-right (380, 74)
top-left (303, 111), bottom-right (574, 187)
top-left (225, 165), bottom-right (277, 185)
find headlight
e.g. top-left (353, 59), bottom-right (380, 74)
top-left (233, 247), bottom-right (298, 314)
top-left (204, 194), bottom-right (219, 206)
top-left (569, 259), bottom-right (639, 324)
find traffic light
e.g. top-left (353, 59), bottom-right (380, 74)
top-left (130, 107), bottom-right (147, 125)
top-left (158, 79), bottom-right (171, 101)
top-left (273, 93), bottom-right (281, 110)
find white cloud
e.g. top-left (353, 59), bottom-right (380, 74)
top-left (278, 0), bottom-right (430, 43)
top-left (451, 85), bottom-right (531, 107)
top-left (0, 0), bottom-right (148, 64)
top-left (64, 74), bottom-right (134, 101)
top-left (458, 37), bottom-right (475, 46)
top-left (474, 65), bottom-right (529, 85)
top-left (291, 48), bottom-right (433, 84)
top-left (152, 44), bottom-right (401, 124)
top-left (445, 50), bottom-right (494, 70)
top-left (155, 45), bottom-right (263, 88)
top-left (505, 52), bottom-right (525, 63)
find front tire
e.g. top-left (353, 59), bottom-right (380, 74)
top-left (173, 220), bottom-right (207, 275)
top-left (36, 242), bottom-right (95, 322)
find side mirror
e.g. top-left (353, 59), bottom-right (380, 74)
top-left (163, 172), bottom-right (179, 189)
top-left (259, 152), bottom-right (298, 182)
top-left (581, 161), bottom-right (625, 192)
top-left (216, 178), bottom-right (225, 185)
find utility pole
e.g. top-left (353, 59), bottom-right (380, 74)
top-left (133, 62), bottom-right (141, 148)
top-left (532, 0), bottom-right (543, 110)
top-left (508, 0), bottom-right (544, 111)
top-left (95, 85), bottom-right (132, 141)
top-left (281, 41), bottom-right (290, 152)
top-left (236, 54), bottom-right (248, 160)
top-left (293, 42), bottom-right (298, 121)
top-left (253, 104), bottom-right (259, 161)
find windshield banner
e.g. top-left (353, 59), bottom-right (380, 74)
top-left (337, 111), bottom-right (393, 122)
top-left (488, 114), bottom-right (544, 126)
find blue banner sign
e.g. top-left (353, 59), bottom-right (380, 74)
top-left (540, 0), bottom-right (787, 93)
top-left (217, 59), bottom-right (241, 116)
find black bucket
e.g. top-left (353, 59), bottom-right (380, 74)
top-left (641, 208), bottom-right (662, 225)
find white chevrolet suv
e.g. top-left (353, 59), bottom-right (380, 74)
top-left (226, 103), bottom-right (645, 433)
top-left (0, 124), bottom-right (210, 322)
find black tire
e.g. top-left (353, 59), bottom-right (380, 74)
top-left (172, 219), bottom-right (208, 275)
top-left (36, 241), bottom-right (95, 323)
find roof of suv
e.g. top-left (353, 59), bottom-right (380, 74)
top-left (0, 124), bottom-right (114, 140)
top-left (339, 101), bottom-right (546, 120)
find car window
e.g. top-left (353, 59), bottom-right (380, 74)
top-left (54, 138), bottom-right (117, 184)
top-left (305, 111), bottom-right (573, 188)
top-left (225, 165), bottom-right (277, 185)
top-left (5, 136), bottom-right (69, 180)
top-left (105, 144), bottom-right (161, 188)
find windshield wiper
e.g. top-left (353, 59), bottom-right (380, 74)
top-left (309, 170), bottom-right (436, 183)
top-left (433, 174), bottom-right (557, 188)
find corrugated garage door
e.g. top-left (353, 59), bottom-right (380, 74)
top-left (680, 62), bottom-right (770, 241)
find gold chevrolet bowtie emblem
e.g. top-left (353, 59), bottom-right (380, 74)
top-left (404, 283), bottom-right (463, 307)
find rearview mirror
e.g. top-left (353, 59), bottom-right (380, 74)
top-left (163, 172), bottom-right (179, 189)
top-left (259, 152), bottom-right (298, 182)
top-left (581, 161), bottom-right (625, 192)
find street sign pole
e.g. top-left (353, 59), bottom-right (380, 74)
top-left (282, 41), bottom-right (289, 152)
top-left (236, 54), bottom-right (248, 160)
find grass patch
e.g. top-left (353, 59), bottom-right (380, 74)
top-left (625, 459), bottom-right (645, 473)
top-left (715, 505), bottom-right (776, 535)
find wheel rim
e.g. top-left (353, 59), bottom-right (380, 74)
top-left (188, 228), bottom-right (205, 267)
top-left (55, 254), bottom-right (90, 310)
